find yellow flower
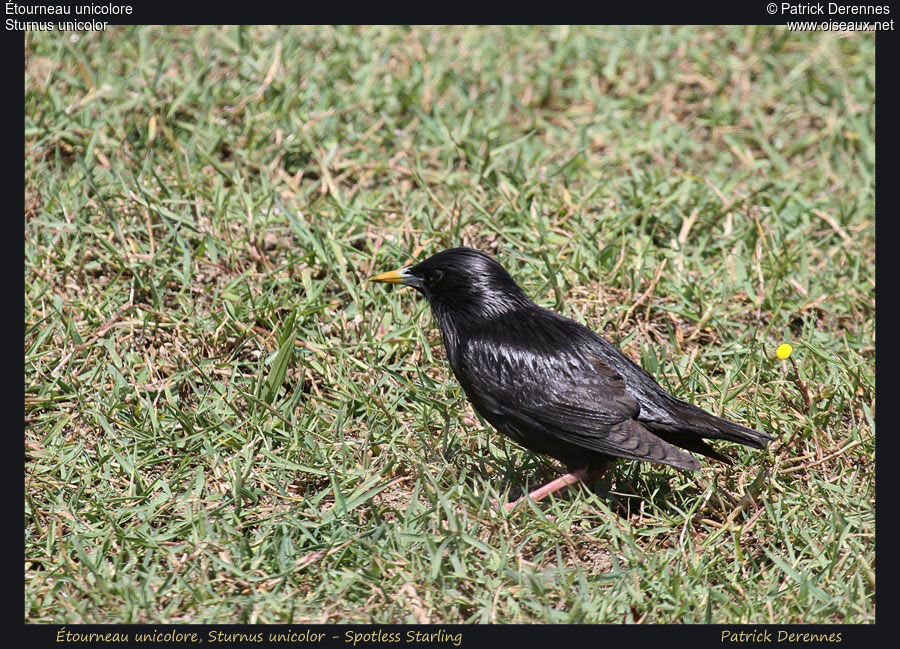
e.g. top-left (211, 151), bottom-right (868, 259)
top-left (776, 344), bottom-right (793, 360)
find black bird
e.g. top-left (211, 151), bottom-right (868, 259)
top-left (371, 247), bottom-right (773, 508)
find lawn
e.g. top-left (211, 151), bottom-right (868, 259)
top-left (25, 26), bottom-right (874, 623)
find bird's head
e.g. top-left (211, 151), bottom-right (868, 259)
top-left (370, 247), bottom-right (533, 325)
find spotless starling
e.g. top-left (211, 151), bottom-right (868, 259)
top-left (372, 248), bottom-right (773, 509)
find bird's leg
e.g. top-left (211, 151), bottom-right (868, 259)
top-left (505, 464), bottom-right (608, 511)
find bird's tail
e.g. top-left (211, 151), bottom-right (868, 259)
top-left (669, 400), bottom-right (774, 449)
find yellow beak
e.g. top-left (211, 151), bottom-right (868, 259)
top-left (369, 268), bottom-right (411, 284)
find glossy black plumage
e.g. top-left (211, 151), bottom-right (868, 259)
top-left (374, 247), bottom-right (773, 473)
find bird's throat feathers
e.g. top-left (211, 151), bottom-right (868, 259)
top-left (427, 289), bottom-right (533, 359)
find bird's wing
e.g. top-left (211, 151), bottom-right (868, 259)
top-left (460, 339), bottom-right (700, 469)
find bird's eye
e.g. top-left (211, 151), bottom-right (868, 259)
top-left (428, 270), bottom-right (444, 284)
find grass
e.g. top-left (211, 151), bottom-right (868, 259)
top-left (25, 26), bottom-right (874, 624)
